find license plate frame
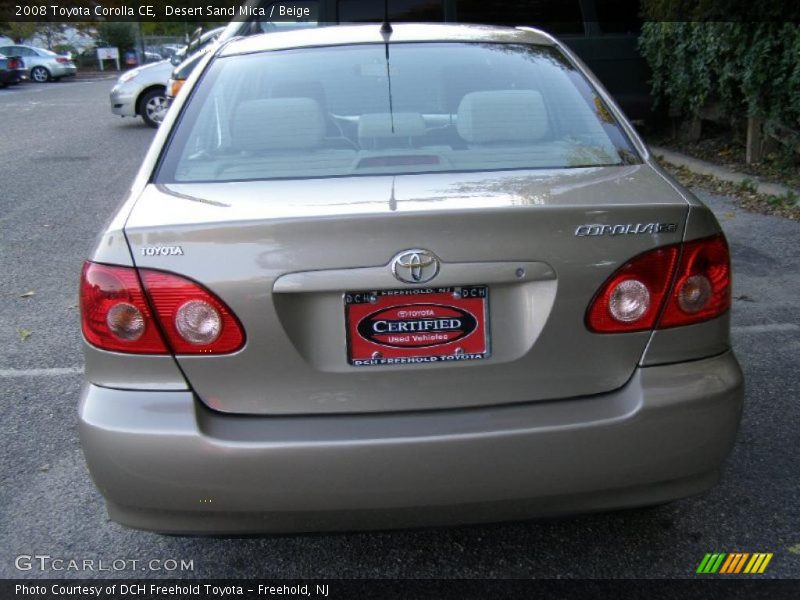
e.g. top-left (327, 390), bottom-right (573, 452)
top-left (344, 286), bottom-right (490, 367)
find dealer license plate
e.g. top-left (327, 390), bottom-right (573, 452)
top-left (345, 286), bottom-right (489, 367)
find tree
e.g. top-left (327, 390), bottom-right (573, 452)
top-left (0, 22), bottom-right (66, 46)
top-left (140, 22), bottom-right (192, 37)
top-left (38, 23), bottom-right (67, 49)
top-left (0, 22), bottom-right (37, 43)
top-left (95, 22), bottom-right (135, 52)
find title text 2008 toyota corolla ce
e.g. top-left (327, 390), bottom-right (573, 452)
top-left (79, 24), bottom-right (743, 534)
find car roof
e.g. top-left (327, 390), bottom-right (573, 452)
top-left (201, 27), bottom-right (226, 42)
top-left (220, 23), bottom-right (555, 58)
top-left (15, 45), bottom-right (47, 54)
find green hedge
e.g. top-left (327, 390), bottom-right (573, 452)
top-left (638, 21), bottom-right (800, 131)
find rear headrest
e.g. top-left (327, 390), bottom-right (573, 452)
top-left (271, 80), bottom-right (327, 109)
top-left (457, 90), bottom-right (549, 144)
top-left (358, 113), bottom-right (426, 144)
top-left (231, 98), bottom-right (324, 152)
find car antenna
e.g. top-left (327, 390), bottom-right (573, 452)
top-left (381, 0), bottom-right (395, 132)
top-left (381, 0), bottom-right (393, 34)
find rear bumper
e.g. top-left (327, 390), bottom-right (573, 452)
top-left (52, 64), bottom-right (76, 78)
top-left (1, 69), bottom-right (25, 84)
top-left (79, 352), bottom-right (743, 534)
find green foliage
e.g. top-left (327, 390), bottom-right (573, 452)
top-left (737, 178), bottom-right (757, 193)
top-left (140, 22), bottom-right (191, 37)
top-left (95, 22), bottom-right (135, 52)
top-left (767, 190), bottom-right (799, 208)
top-left (139, 21), bottom-right (225, 38)
top-left (641, 0), bottom-right (799, 20)
top-left (0, 22), bottom-right (66, 48)
top-left (639, 18), bottom-right (800, 131)
top-left (52, 44), bottom-right (78, 57)
top-left (0, 22), bottom-right (39, 43)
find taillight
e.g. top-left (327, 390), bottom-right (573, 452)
top-left (586, 234), bottom-right (730, 333)
top-left (139, 270), bottom-right (245, 354)
top-left (80, 262), bottom-right (245, 354)
top-left (80, 262), bottom-right (168, 353)
top-left (56, 57), bottom-right (71, 64)
top-left (659, 234), bottom-right (731, 328)
top-left (586, 246), bottom-right (680, 333)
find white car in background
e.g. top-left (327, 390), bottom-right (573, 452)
top-left (109, 59), bottom-right (175, 128)
top-left (0, 44), bottom-right (77, 82)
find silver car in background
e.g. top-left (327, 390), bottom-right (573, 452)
top-left (109, 59), bottom-right (174, 127)
top-left (0, 44), bottom-right (76, 82)
top-left (80, 24), bottom-right (743, 534)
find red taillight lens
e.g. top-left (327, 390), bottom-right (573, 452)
top-left (659, 234), bottom-right (731, 328)
top-left (80, 262), bottom-right (168, 353)
top-left (81, 262), bottom-right (245, 354)
top-left (56, 57), bottom-right (70, 64)
top-left (139, 270), bottom-right (245, 354)
top-left (586, 234), bottom-right (731, 333)
top-left (586, 245), bottom-right (680, 333)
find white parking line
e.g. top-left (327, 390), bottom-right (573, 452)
top-left (0, 367), bottom-right (83, 378)
top-left (731, 323), bottom-right (800, 334)
top-left (0, 78), bottom-right (115, 97)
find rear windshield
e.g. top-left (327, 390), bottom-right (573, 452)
top-left (157, 42), bottom-right (639, 183)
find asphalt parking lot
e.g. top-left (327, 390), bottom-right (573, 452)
top-left (0, 79), bottom-right (798, 580)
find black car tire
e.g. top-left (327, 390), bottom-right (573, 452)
top-left (30, 66), bottom-right (50, 82)
top-left (139, 88), bottom-right (168, 128)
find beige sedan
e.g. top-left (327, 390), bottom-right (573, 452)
top-left (79, 24), bottom-right (742, 534)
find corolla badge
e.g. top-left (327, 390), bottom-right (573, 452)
top-left (575, 223), bottom-right (678, 237)
top-left (391, 249), bottom-right (440, 284)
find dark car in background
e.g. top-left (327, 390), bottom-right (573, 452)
top-left (0, 53), bottom-right (25, 87)
top-left (0, 54), bottom-right (10, 88)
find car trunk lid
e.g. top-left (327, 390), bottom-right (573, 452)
top-left (125, 164), bottom-right (688, 414)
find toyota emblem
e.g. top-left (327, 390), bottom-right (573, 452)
top-left (391, 249), bottom-right (440, 284)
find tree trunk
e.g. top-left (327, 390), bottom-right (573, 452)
top-left (678, 117), bottom-right (702, 142)
top-left (746, 117), bottom-right (764, 164)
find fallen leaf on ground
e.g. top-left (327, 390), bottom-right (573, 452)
top-left (19, 290), bottom-right (36, 298)
top-left (19, 329), bottom-right (32, 341)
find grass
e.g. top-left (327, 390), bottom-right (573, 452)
top-left (658, 161), bottom-right (800, 221)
